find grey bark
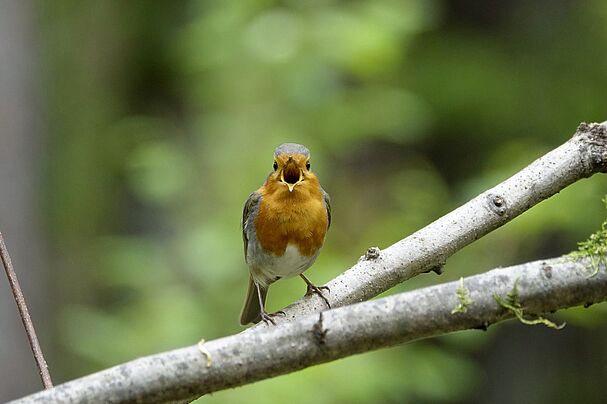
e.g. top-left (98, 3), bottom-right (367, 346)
top-left (8, 121), bottom-right (607, 403)
top-left (0, 0), bottom-right (50, 401)
top-left (11, 256), bottom-right (607, 403)
top-left (266, 121), bottom-right (607, 324)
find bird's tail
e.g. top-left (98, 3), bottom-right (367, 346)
top-left (240, 276), bottom-right (267, 325)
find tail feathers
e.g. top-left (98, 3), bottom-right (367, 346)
top-left (240, 277), bottom-right (267, 325)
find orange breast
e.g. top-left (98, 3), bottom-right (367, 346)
top-left (254, 181), bottom-right (328, 257)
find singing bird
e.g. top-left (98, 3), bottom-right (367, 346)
top-left (240, 143), bottom-right (331, 325)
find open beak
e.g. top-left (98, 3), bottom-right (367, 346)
top-left (280, 157), bottom-right (303, 192)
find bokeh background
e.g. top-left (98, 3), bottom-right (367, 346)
top-left (1, 0), bottom-right (606, 402)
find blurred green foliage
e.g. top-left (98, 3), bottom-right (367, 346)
top-left (37, 0), bottom-right (607, 402)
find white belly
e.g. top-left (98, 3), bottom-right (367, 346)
top-left (248, 243), bottom-right (319, 286)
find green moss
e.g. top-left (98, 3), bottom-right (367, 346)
top-left (451, 277), bottom-right (473, 314)
top-left (493, 278), bottom-right (565, 330)
top-left (568, 196), bottom-right (607, 276)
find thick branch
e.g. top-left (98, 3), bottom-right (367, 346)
top-left (11, 121), bottom-right (607, 403)
top-left (13, 256), bottom-right (607, 403)
top-left (269, 121), bottom-right (607, 322)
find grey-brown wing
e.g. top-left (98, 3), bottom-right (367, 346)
top-left (242, 191), bottom-right (261, 261)
top-left (322, 188), bottom-right (331, 229)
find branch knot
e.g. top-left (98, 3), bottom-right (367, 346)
top-left (311, 312), bottom-right (328, 346)
top-left (487, 193), bottom-right (508, 216)
top-left (576, 121), bottom-right (607, 174)
top-left (363, 247), bottom-right (381, 260)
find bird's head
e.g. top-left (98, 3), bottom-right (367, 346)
top-left (269, 143), bottom-right (316, 193)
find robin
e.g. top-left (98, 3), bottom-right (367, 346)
top-left (240, 143), bottom-right (331, 325)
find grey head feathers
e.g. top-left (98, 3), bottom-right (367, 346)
top-left (274, 143), bottom-right (310, 158)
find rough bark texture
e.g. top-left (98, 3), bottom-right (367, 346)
top-left (11, 257), bottom-right (607, 404)
top-left (9, 121), bottom-right (607, 403)
top-left (265, 121), bottom-right (607, 323)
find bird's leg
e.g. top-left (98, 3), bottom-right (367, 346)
top-left (255, 283), bottom-right (284, 325)
top-left (300, 274), bottom-right (331, 308)
top-left (255, 283), bottom-right (275, 325)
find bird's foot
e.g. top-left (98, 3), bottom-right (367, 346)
top-left (305, 283), bottom-right (331, 309)
top-left (300, 274), bottom-right (331, 308)
top-left (259, 310), bottom-right (276, 325)
top-left (259, 310), bottom-right (286, 326)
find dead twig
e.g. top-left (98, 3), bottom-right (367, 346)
top-left (0, 232), bottom-right (52, 389)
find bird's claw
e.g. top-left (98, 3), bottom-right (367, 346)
top-left (259, 310), bottom-right (286, 325)
top-left (260, 311), bottom-right (276, 325)
top-left (305, 284), bottom-right (331, 309)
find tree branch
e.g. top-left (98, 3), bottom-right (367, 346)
top-left (12, 256), bottom-right (607, 403)
top-left (10, 121), bottom-right (607, 403)
top-left (0, 232), bottom-right (53, 389)
top-left (269, 121), bottom-right (607, 323)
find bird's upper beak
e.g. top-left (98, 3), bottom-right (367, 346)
top-left (280, 157), bottom-right (303, 192)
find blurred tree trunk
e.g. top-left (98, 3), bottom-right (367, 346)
top-left (0, 0), bottom-right (50, 400)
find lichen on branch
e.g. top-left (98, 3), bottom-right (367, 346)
top-left (493, 278), bottom-right (565, 330)
top-left (568, 196), bottom-right (607, 277)
top-left (451, 277), bottom-right (473, 314)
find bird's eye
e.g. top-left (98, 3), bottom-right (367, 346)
top-left (306, 162), bottom-right (310, 170)
top-left (273, 161), bottom-right (278, 171)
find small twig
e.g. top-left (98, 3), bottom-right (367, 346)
top-left (0, 232), bottom-right (53, 389)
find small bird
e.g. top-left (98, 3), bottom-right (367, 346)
top-left (240, 143), bottom-right (331, 325)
